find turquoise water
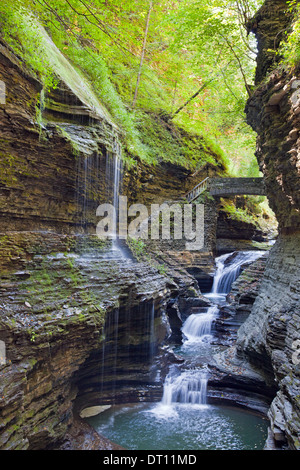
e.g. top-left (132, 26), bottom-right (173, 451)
top-left (87, 402), bottom-right (268, 451)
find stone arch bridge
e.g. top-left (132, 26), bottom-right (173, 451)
top-left (186, 177), bottom-right (266, 203)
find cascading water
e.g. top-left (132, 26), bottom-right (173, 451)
top-left (87, 250), bottom-right (269, 449)
top-left (104, 147), bottom-right (131, 260)
top-left (76, 152), bottom-right (102, 229)
top-left (99, 306), bottom-right (120, 401)
top-left (153, 305), bottom-right (219, 412)
top-left (97, 298), bottom-right (157, 405)
top-left (75, 134), bottom-right (132, 261)
top-left (156, 250), bottom-right (266, 411)
top-left (148, 301), bottom-right (155, 363)
top-left (182, 305), bottom-right (219, 344)
top-left (105, 147), bottom-right (122, 219)
top-left (160, 367), bottom-right (208, 407)
top-left (211, 250), bottom-right (265, 295)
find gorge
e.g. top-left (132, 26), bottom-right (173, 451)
top-left (85, 250), bottom-right (269, 451)
top-left (0, 0), bottom-right (299, 453)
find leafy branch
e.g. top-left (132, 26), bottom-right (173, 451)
top-left (170, 60), bottom-right (235, 118)
top-left (132, 0), bottom-right (153, 108)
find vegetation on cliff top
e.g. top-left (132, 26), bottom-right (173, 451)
top-left (279, 0), bottom-right (300, 67)
top-left (0, 0), bottom-right (265, 175)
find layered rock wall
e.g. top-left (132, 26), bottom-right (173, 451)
top-left (0, 35), bottom-right (206, 449)
top-left (0, 37), bottom-right (210, 235)
top-left (236, 233), bottom-right (300, 447)
top-left (0, 231), bottom-right (181, 449)
top-left (234, 0), bottom-right (300, 449)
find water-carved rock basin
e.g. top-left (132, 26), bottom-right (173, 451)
top-left (87, 402), bottom-right (269, 450)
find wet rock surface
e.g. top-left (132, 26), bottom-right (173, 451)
top-left (0, 231), bottom-right (200, 449)
top-left (232, 0), bottom-right (300, 449)
top-left (235, 233), bottom-right (300, 449)
top-left (1, 2), bottom-right (300, 450)
top-left (207, 346), bottom-right (276, 416)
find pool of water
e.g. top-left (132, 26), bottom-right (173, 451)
top-left (87, 402), bottom-right (268, 451)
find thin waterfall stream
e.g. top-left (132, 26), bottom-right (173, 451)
top-left (87, 249), bottom-right (269, 450)
top-left (75, 142), bottom-right (132, 262)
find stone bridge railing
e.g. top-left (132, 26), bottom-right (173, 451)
top-left (186, 177), bottom-right (266, 202)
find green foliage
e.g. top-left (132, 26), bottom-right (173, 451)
top-left (157, 263), bottom-right (167, 275)
top-left (0, 0), bottom-right (265, 174)
top-left (279, 1), bottom-right (300, 66)
top-left (0, 2), bottom-right (58, 91)
top-left (195, 189), bottom-right (215, 204)
top-left (166, 0), bottom-right (265, 176)
top-left (60, 43), bottom-right (147, 160)
top-left (127, 237), bottom-right (147, 261)
top-left (220, 198), bottom-right (260, 226)
top-left (29, 330), bottom-right (37, 343)
top-left (135, 111), bottom-right (227, 170)
top-left (220, 195), bottom-right (278, 231)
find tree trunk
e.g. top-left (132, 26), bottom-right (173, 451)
top-left (170, 60), bottom-right (234, 119)
top-left (132, 1), bottom-right (153, 108)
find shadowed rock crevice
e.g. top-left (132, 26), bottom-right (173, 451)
top-left (227, 0), bottom-right (300, 450)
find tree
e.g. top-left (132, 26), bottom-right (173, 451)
top-left (0, 0), bottom-right (265, 174)
top-left (132, 0), bottom-right (153, 108)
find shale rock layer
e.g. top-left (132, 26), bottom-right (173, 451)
top-left (239, 0), bottom-right (300, 449)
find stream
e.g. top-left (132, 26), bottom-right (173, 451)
top-left (87, 250), bottom-right (269, 450)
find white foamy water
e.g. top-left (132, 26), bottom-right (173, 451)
top-left (212, 250), bottom-right (265, 294)
top-left (182, 305), bottom-right (219, 344)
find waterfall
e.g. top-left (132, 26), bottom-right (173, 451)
top-left (105, 148), bottom-right (123, 222)
top-left (148, 301), bottom-right (155, 363)
top-left (182, 305), bottom-right (218, 343)
top-left (155, 306), bottom-right (216, 412)
top-left (161, 368), bottom-right (208, 406)
top-left (75, 139), bottom-right (131, 260)
top-left (74, 131), bottom-right (123, 234)
top-left (212, 250), bottom-right (265, 294)
top-left (104, 148), bottom-right (131, 260)
top-left (112, 146), bottom-right (122, 226)
top-left (98, 299), bottom-right (157, 404)
top-left (99, 306), bottom-right (120, 402)
top-left (156, 250), bottom-right (266, 414)
top-left (75, 151), bottom-right (102, 230)
top-left (157, 306), bottom-right (218, 408)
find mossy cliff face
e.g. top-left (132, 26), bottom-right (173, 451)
top-left (0, 35), bottom-right (225, 235)
top-left (0, 231), bottom-right (180, 449)
top-left (227, 0), bottom-right (300, 449)
top-left (0, 37), bottom-right (122, 233)
top-left (0, 37), bottom-right (206, 450)
top-left (246, 0), bottom-right (299, 233)
top-left (246, 66), bottom-right (300, 232)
